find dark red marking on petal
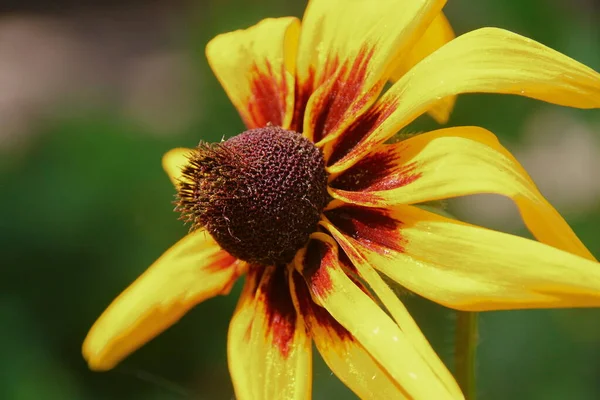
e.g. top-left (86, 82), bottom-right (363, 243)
top-left (211, 259), bottom-right (246, 296)
top-left (309, 46), bottom-right (378, 143)
top-left (338, 248), bottom-right (358, 275)
top-left (290, 67), bottom-right (316, 133)
top-left (241, 265), bottom-right (265, 343)
top-left (290, 56), bottom-right (339, 134)
top-left (331, 145), bottom-right (421, 192)
top-left (292, 270), bottom-right (352, 340)
top-left (301, 239), bottom-right (337, 298)
top-left (325, 206), bottom-right (405, 253)
top-left (245, 61), bottom-right (288, 129)
top-left (247, 263), bottom-right (267, 284)
top-left (367, 162), bottom-right (420, 191)
top-left (327, 98), bottom-right (399, 166)
top-left (261, 266), bottom-right (298, 358)
top-left (205, 250), bottom-right (238, 273)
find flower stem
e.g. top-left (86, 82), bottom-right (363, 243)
top-left (455, 311), bottom-right (478, 399)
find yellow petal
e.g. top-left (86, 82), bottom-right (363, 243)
top-left (327, 27), bottom-right (600, 172)
top-left (329, 126), bottom-right (595, 260)
top-left (206, 17), bottom-right (300, 129)
top-left (318, 221), bottom-right (463, 398)
top-left (296, 233), bottom-right (460, 400)
top-left (324, 204), bottom-right (600, 311)
top-left (295, 0), bottom-right (446, 143)
top-left (82, 231), bottom-right (243, 371)
top-left (228, 265), bottom-right (312, 400)
top-left (227, 268), bottom-right (260, 398)
top-left (290, 268), bottom-right (409, 399)
top-left (162, 147), bottom-right (194, 188)
top-left (390, 12), bottom-right (456, 123)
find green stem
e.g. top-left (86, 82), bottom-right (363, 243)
top-left (455, 311), bottom-right (478, 399)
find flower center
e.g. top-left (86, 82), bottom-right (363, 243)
top-left (177, 126), bottom-right (329, 265)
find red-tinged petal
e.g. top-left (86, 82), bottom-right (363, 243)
top-left (83, 231), bottom-right (243, 371)
top-left (289, 267), bottom-right (410, 399)
top-left (228, 265), bottom-right (312, 400)
top-left (206, 17), bottom-right (300, 129)
top-left (324, 204), bottom-right (600, 311)
top-left (329, 126), bottom-right (594, 260)
top-left (293, 0), bottom-right (446, 144)
top-left (297, 233), bottom-right (460, 399)
top-left (390, 12), bottom-right (456, 124)
top-left (162, 147), bottom-right (194, 188)
top-left (318, 220), bottom-right (463, 399)
top-left (327, 27), bottom-right (600, 173)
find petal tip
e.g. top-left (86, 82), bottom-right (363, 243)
top-left (82, 332), bottom-right (115, 372)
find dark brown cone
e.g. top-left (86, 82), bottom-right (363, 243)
top-left (177, 126), bottom-right (329, 265)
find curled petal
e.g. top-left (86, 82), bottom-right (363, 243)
top-left (228, 265), bottom-right (312, 400)
top-left (83, 231), bottom-right (243, 370)
top-left (327, 27), bottom-right (600, 172)
top-left (390, 12), bottom-right (456, 123)
top-left (324, 204), bottom-right (600, 311)
top-left (162, 147), bottom-right (194, 188)
top-left (329, 126), bottom-right (594, 259)
top-left (294, 0), bottom-right (446, 143)
top-left (290, 267), bottom-right (411, 399)
top-left (297, 233), bottom-right (460, 399)
top-left (206, 17), bottom-right (300, 129)
top-left (318, 220), bottom-right (462, 398)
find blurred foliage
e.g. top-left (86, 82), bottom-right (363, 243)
top-left (1, 0), bottom-right (599, 399)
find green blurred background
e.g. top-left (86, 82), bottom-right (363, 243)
top-left (1, 0), bottom-right (599, 399)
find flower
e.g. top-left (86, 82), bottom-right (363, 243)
top-left (82, 1), bottom-right (600, 399)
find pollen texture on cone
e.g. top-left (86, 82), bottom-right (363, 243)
top-left (177, 126), bottom-right (329, 265)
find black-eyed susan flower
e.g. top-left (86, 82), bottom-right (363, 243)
top-left (83, 0), bottom-right (600, 399)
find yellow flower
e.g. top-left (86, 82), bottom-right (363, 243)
top-left (83, 1), bottom-right (600, 399)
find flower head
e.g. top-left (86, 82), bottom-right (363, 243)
top-left (83, 1), bottom-right (600, 399)
top-left (177, 126), bottom-right (329, 265)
